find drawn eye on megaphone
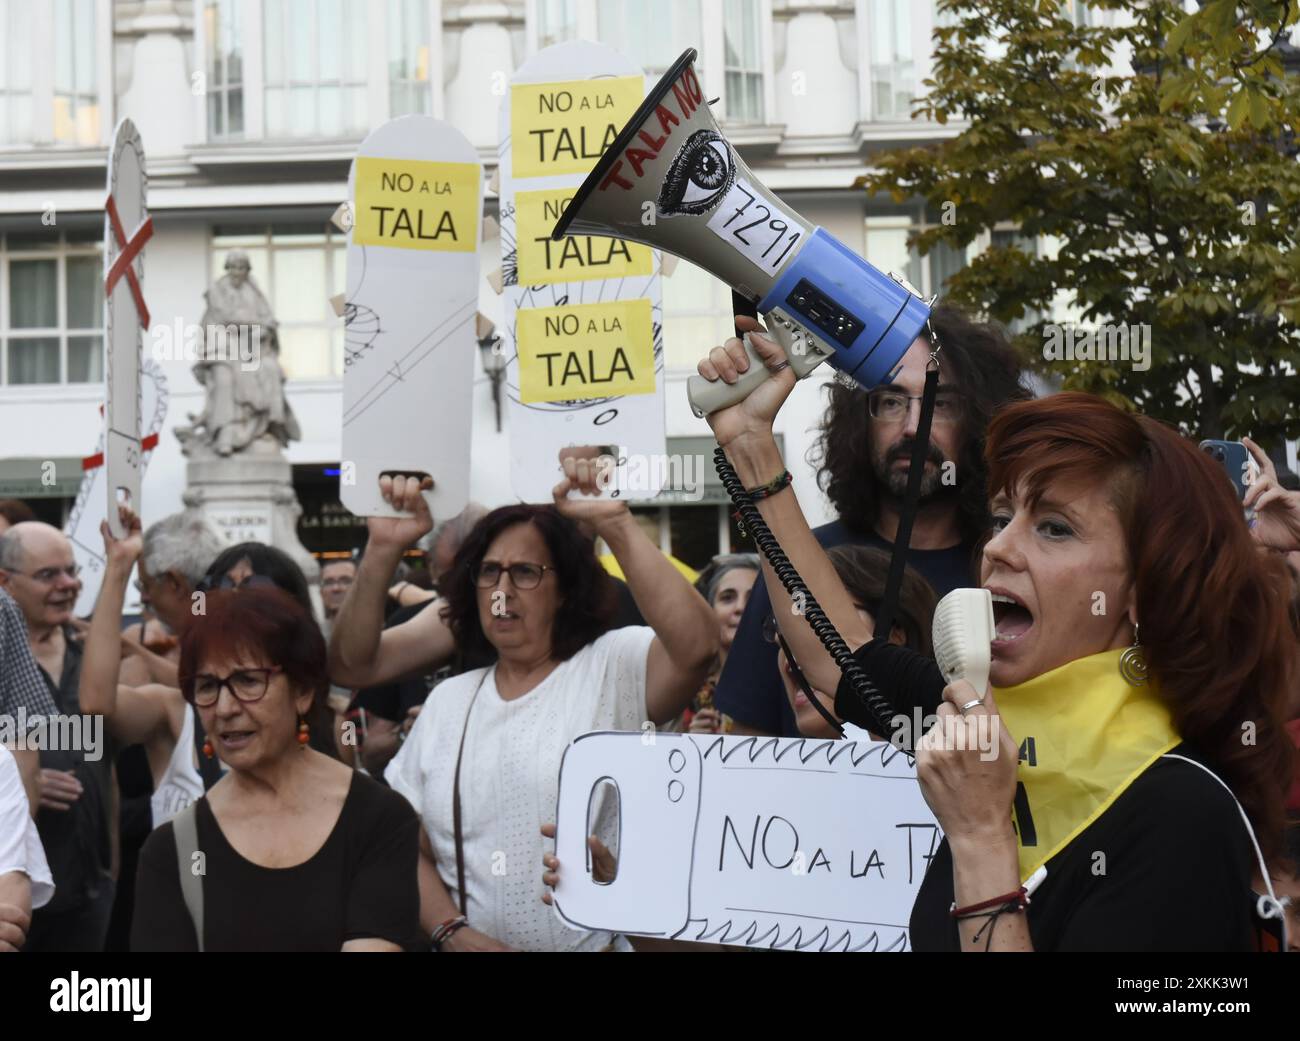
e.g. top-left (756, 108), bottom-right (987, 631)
top-left (551, 48), bottom-right (933, 417)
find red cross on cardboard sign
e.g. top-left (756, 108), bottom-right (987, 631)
top-left (81, 402), bottom-right (159, 469)
top-left (104, 194), bottom-right (153, 329)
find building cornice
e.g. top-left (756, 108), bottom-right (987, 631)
top-left (112, 0), bottom-right (193, 38)
top-left (442, 1), bottom-right (524, 29)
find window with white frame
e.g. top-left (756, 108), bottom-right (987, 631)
top-left (930, 0), bottom-right (1005, 63)
top-left (535, 0), bottom-right (578, 49)
top-left (0, 1), bottom-right (33, 145)
top-left (864, 200), bottom-right (975, 298)
top-left (865, 212), bottom-right (923, 293)
top-left (0, 0), bottom-right (103, 147)
top-left (263, 0), bottom-right (369, 138)
top-left (723, 0), bottom-right (763, 123)
top-left (526, 0), bottom-right (769, 123)
top-left (596, 0), bottom-right (703, 78)
top-left (388, 0), bottom-right (432, 116)
top-left (661, 259), bottom-right (736, 372)
top-left (53, 0), bottom-right (98, 145)
top-left (869, 0), bottom-right (915, 120)
top-left (988, 227), bottom-right (1040, 333)
top-left (203, 0), bottom-right (245, 139)
top-left (1, 231), bottom-right (104, 386)
top-left (210, 225), bottom-right (346, 380)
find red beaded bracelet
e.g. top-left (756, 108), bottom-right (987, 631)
top-left (950, 886), bottom-right (1030, 918)
top-left (431, 914), bottom-right (468, 949)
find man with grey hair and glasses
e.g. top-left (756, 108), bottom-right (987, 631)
top-left (128, 506), bottom-right (228, 675)
top-left (0, 522), bottom-right (115, 951)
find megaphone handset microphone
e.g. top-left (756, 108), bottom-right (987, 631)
top-left (551, 48), bottom-right (931, 418)
top-left (932, 588), bottom-right (997, 698)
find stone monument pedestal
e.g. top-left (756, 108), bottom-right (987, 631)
top-left (180, 434), bottom-right (320, 592)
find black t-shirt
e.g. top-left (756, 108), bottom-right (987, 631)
top-left (36, 629), bottom-right (118, 912)
top-left (834, 640), bottom-right (1261, 951)
top-left (714, 519), bottom-right (976, 735)
top-left (910, 744), bottom-right (1258, 952)
top-left (131, 771), bottom-right (422, 952)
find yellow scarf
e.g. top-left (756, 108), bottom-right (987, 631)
top-left (992, 648), bottom-right (1181, 882)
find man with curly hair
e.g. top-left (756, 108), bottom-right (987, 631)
top-left (713, 306), bottom-right (1029, 736)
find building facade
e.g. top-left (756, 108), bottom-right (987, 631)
top-left (0, 0), bottom-right (1077, 566)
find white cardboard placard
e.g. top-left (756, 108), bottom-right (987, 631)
top-left (499, 41), bottom-right (667, 503)
top-left (103, 119), bottom-right (150, 537)
top-left (66, 360), bottom-right (169, 618)
top-left (340, 115), bottom-right (482, 519)
top-left (553, 728), bottom-right (940, 951)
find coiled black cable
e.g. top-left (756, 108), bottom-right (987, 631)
top-left (713, 446), bottom-right (898, 736)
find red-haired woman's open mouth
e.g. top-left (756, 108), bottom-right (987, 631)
top-left (988, 588), bottom-right (1034, 647)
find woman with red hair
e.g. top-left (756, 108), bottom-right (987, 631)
top-left (695, 318), bottom-right (1296, 951)
top-left (131, 588), bottom-right (421, 951)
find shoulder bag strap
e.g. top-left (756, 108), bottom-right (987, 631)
top-left (452, 672), bottom-right (488, 918)
top-left (171, 802), bottom-right (205, 952)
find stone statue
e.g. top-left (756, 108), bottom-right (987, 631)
top-left (176, 250), bottom-right (302, 457)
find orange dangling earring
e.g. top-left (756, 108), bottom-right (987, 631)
top-left (202, 735), bottom-right (214, 759)
top-left (297, 716), bottom-right (310, 750)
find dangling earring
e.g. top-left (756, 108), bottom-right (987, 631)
top-left (297, 716), bottom-right (311, 749)
top-left (1119, 623), bottom-right (1148, 686)
top-left (202, 736), bottom-right (215, 759)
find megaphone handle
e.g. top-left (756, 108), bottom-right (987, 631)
top-left (687, 314), bottom-right (827, 416)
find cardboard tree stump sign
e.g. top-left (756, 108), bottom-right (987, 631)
top-left (104, 119), bottom-right (152, 537)
top-left (499, 41), bottom-right (667, 503)
top-left (553, 729), bottom-right (941, 951)
top-left (341, 116), bottom-right (481, 519)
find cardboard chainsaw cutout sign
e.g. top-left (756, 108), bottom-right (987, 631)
top-left (498, 41), bottom-right (667, 503)
top-left (103, 119), bottom-right (152, 538)
top-left (341, 115), bottom-right (481, 519)
top-left (553, 729), bottom-right (941, 951)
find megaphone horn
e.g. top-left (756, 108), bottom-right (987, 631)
top-left (553, 48), bottom-right (932, 417)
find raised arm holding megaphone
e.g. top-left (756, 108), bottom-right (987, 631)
top-left (551, 48), bottom-right (932, 416)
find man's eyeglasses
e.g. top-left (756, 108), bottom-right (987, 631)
top-left (191, 666), bottom-right (282, 708)
top-left (868, 389), bottom-right (963, 425)
top-left (5, 564), bottom-right (80, 584)
top-left (321, 576), bottom-right (354, 589)
top-left (474, 562), bottom-right (554, 590)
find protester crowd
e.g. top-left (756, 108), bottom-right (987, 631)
top-left (1, 307), bottom-right (1298, 952)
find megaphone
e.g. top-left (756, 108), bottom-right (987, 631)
top-left (552, 48), bottom-right (932, 416)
